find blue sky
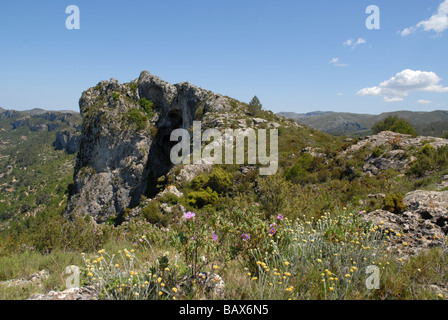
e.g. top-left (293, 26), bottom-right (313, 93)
top-left (0, 0), bottom-right (447, 114)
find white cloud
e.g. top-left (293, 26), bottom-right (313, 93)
top-left (337, 93), bottom-right (344, 96)
top-left (356, 38), bottom-right (366, 45)
top-left (343, 38), bottom-right (366, 49)
top-left (384, 97), bottom-right (404, 103)
top-left (357, 69), bottom-right (448, 102)
top-left (400, 0), bottom-right (448, 36)
top-left (329, 57), bottom-right (348, 67)
top-left (417, 99), bottom-right (433, 104)
top-left (343, 39), bottom-right (353, 47)
top-left (399, 27), bottom-right (417, 37)
top-left (329, 57), bottom-right (339, 64)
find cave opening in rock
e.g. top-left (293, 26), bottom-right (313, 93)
top-left (144, 108), bottom-right (189, 198)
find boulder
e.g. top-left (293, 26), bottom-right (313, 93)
top-left (363, 190), bottom-right (448, 256)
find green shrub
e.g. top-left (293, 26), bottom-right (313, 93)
top-left (283, 154), bottom-right (322, 184)
top-left (207, 167), bottom-right (232, 194)
top-left (372, 116), bottom-right (416, 136)
top-left (408, 144), bottom-right (448, 177)
top-left (130, 83), bottom-right (138, 92)
top-left (126, 108), bottom-right (148, 131)
top-left (190, 167), bottom-right (233, 195)
top-left (141, 201), bottom-right (164, 224)
top-left (283, 164), bottom-right (307, 184)
top-left (112, 92), bottom-right (120, 102)
top-left (15, 212), bottom-right (111, 254)
top-left (158, 192), bottom-right (180, 205)
top-left (190, 174), bottom-right (209, 190)
top-left (187, 188), bottom-right (218, 208)
top-left (372, 145), bottom-right (385, 158)
top-left (138, 98), bottom-right (154, 118)
top-left (383, 194), bottom-right (406, 214)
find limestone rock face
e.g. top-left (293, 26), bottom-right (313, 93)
top-left (363, 190), bottom-right (448, 256)
top-left (66, 71), bottom-right (231, 223)
top-left (54, 130), bottom-right (81, 154)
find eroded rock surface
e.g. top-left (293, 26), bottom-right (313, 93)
top-left (364, 190), bottom-right (448, 256)
top-left (66, 71), bottom-right (232, 223)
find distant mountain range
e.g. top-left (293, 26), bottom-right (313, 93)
top-left (0, 106), bottom-right (82, 221)
top-left (0, 107), bottom-right (78, 115)
top-left (277, 110), bottom-right (448, 137)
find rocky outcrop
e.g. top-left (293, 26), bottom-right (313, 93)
top-left (341, 131), bottom-right (448, 176)
top-left (363, 189), bottom-right (448, 257)
top-left (66, 71), bottom-right (233, 223)
top-left (0, 270), bottom-right (49, 288)
top-left (66, 71), bottom-right (295, 224)
top-left (0, 270), bottom-right (96, 301)
top-left (10, 112), bottom-right (80, 132)
top-left (28, 286), bottom-right (98, 300)
top-left (53, 130), bottom-right (81, 154)
top-left (344, 131), bottom-right (448, 155)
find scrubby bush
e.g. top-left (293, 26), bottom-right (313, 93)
top-left (283, 154), bottom-right (322, 185)
top-left (141, 201), bottom-right (164, 225)
top-left (383, 194), bottom-right (406, 214)
top-left (126, 108), bottom-right (148, 131)
top-left (138, 98), bottom-right (154, 118)
top-left (158, 192), bottom-right (180, 205)
top-left (130, 83), bottom-right (138, 92)
top-left (187, 188), bottom-right (218, 208)
top-left (190, 174), bottom-right (209, 190)
top-left (112, 92), bottom-right (120, 102)
top-left (372, 145), bottom-right (386, 158)
top-left (408, 144), bottom-right (448, 177)
top-left (372, 116), bottom-right (416, 136)
top-left (207, 167), bottom-right (232, 194)
top-left (190, 167), bottom-right (233, 195)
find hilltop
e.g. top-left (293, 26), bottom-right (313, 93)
top-left (278, 110), bottom-right (448, 137)
top-left (66, 71), bottom-right (306, 223)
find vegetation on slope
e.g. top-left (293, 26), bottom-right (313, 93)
top-left (0, 98), bottom-right (447, 300)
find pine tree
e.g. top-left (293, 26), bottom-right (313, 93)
top-left (248, 96), bottom-right (262, 116)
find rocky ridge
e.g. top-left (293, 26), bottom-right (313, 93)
top-left (342, 131), bottom-right (448, 176)
top-left (67, 71), bottom-right (293, 224)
